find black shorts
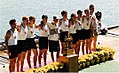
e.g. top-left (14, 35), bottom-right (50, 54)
top-left (39, 37), bottom-right (48, 50)
top-left (70, 33), bottom-right (77, 44)
top-left (49, 40), bottom-right (60, 52)
top-left (17, 40), bottom-right (27, 52)
top-left (26, 38), bottom-right (37, 50)
top-left (84, 29), bottom-right (91, 39)
top-left (8, 45), bottom-right (18, 59)
top-left (76, 30), bottom-right (85, 40)
top-left (59, 31), bottom-right (68, 42)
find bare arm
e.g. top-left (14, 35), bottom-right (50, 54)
top-left (5, 30), bottom-right (11, 53)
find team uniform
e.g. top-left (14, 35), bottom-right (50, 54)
top-left (76, 18), bottom-right (84, 40)
top-left (7, 29), bottom-right (18, 59)
top-left (83, 16), bottom-right (92, 39)
top-left (59, 19), bottom-right (68, 42)
top-left (17, 24), bottom-right (27, 53)
top-left (26, 24), bottom-right (37, 50)
top-left (48, 23), bottom-right (60, 52)
top-left (38, 24), bottom-right (48, 50)
top-left (68, 23), bottom-right (77, 44)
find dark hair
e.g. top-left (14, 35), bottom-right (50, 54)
top-left (77, 10), bottom-right (82, 15)
top-left (84, 9), bottom-right (89, 13)
top-left (61, 10), bottom-right (67, 16)
top-left (89, 4), bottom-right (94, 10)
top-left (71, 13), bottom-right (76, 19)
top-left (9, 19), bottom-right (16, 25)
top-left (53, 16), bottom-right (57, 20)
top-left (22, 16), bottom-right (28, 21)
top-left (29, 16), bottom-right (35, 21)
top-left (42, 15), bottom-right (48, 19)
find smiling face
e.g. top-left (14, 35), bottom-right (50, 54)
top-left (23, 19), bottom-right (28, 25)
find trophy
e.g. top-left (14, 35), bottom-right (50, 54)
top-left (63, 33), bottom-right (74, 56)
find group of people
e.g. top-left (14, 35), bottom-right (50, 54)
top-left (5, 4), bottom-right (101, 72)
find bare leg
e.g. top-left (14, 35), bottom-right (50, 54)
top-left (10, 58), bottom-right (16, 72)
top-left (82, 40), bottom-right (85, 55)
top-left (51, 52), bottom-right (54, 62)
top-left (44, 48), bottom-right (47, 65)
top-left (38, 50), bottom-right (43, 67)
top-left (93, 36), bottom-right (97, 51)
top-left (86, 39), bottom-right (90, 54)
top-left (32, 49), bottom-right (38, 68)
top-left (17, 54), bottom-right (21, 72)
top-left (78, 40), bottom-right (81, 55)
top-left (20, 52), bottom-right (26, 72)
top-left (89, 37), bottom-right (92, 53)
top-left (9, 59), bottom-right (13, 72)
top-left (27, 50), bottom-right (31, 68)
top-left (75, 41), bottom-right (80, 55)
top-left (56, 51), bottom-right (60, 61)
top-left (61, 42), bottom-right (64, 54)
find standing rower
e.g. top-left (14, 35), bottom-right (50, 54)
top-left (59, 10), bottom-right (69, 54)
top-left (5, 19), bottom-right (17, 72)
top-left (38, 15), bottom-right (49, 66)
top-left (82, 9), bottom-right (92, 54)
top-left (48, 16), bottom-right (60, 62)
top-left (26, 16), bottom-right (38, 68)
top-left (68, 14), bottom-right (77, 55)
top-left (89, 4), bottom-right (98, 52)
top-left (76, 10), bottom-right (84, 55)
top-left (16, 16), bottom-right (28, 72)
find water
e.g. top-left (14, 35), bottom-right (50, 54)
top-left (0, 0), bottom-right (119, 41)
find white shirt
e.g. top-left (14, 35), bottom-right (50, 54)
top-left (26, 24), bottom-right (35, 38)
top-left (48, 23), bottom-right (59, 41)
top-left (8, 29), bottom-right (16, 45)
top-left (83, 17), bottom-right (92, 30)
top-left (76, 18), bottom-right (83, 30)
top-left (39, 23), bottom-right (49, 37)
top-left (59, 19), bottom-right (69, 32)
top-left (17, 25), bottom-right (26, 40)
top-left (68, 23), bottom-right (76, 34)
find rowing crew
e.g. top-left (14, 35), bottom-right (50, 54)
top-left (5, 4), bottom-right (104, 72)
